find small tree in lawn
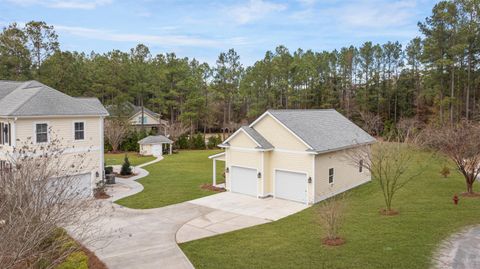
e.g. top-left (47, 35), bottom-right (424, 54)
top-left (120, 155), bottom-right (132, 176)
top-left (317, 194), bottom-right (347, 246)
top-left (104, 118), bottom-right (130, 152)
top-left (348, 143), bottom-right (425, 215)
top-left (421, 121), bottom-right (480, 196)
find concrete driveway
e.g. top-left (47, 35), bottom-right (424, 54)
top-left (434, 226), bottom-right (480, 269)
top-left (177, 192), bottom-right (308, 243)
top-left (77, 168), bottom-right (308, 269)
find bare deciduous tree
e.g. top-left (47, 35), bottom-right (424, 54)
top-left (0, 138), bottom-right (103, 269)
top-left (165, 121), bottom-right (191, 142)
top-left (316, 194), bottom-right (347, 245)
top-left (348, 143), bottom-right (426, 215)
top-left (421, 121), bottom-right (480, 195)
top-left (358, 110), bottom-right (382, 136)
top-left (396, 117), bottom-right (422, 143)
top-left (104, 118), bottom-right (130, 152)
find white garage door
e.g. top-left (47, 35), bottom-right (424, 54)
top-left (65, 173), bottom-right (92, 198)
top-left (275, 170), bottom-right (307, 203)
top-left (230, 166), bottom-right (257, 197)
top-left (152, 144), bottom-right (162, 156)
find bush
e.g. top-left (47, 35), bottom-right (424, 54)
top-left (56, 251), bottom-right (88, 269)
top-left (119, 130), bottom-right (148, 152)
top-left (176, 134), bottom-right (189, 149)
top-left (120, 155), bottom-right (132, 176)
top-left (190, 133), bottom-right (206, 149)
top-left (440, 165), bottom-right (450, 178)
top-left (207, 134), bottom-right (222, 149)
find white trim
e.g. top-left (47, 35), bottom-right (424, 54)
top-left (228, 146), bottom-right (270, 152)
top-left (273, 148), bottom-right (317, 155)
top-left (314, 178), bottom-right (371, 203)
top-left (11, 119), bottom-right (16, 147)
top-left (72, 120), bottom-right (86, 141)
top-left (208, 152), bottom-right (226, 159)
top-left (273, 168), bottom-right (309, 205)
top-left (261, 151), bottom-right (265, 196)
top-left (311, 154), bottom-right (316, 205)
top-left (100, 117), bottom-right (105, 180)
top-left (223, 128), bottom-right (262, 148)
top-left (249, 111), bottom-right (314, 150)
top-left (33, 121), bottom-right (50, 144)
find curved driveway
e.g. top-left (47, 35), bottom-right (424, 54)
top-left (434, 226), bottom-right (480, 269)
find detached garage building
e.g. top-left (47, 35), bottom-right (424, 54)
top-left (209, 109), bottom-right (376, 204)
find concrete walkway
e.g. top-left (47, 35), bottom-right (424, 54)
top-left (433, 226), bottom-right (480, 269)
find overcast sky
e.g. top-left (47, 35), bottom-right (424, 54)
top-left (0, 0), bottom-right (438, 66)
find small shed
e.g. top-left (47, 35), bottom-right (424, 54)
top-left (138, 135), bottom-right (173, 157)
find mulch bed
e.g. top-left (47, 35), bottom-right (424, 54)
top-left (79, 245), bottom-right (108, 269)
top-left (201, 183), bottom-right (226, 192)
top-left (114, 172), bottom-right (138, 178)
top-left (322, 237), bottom-right (345, 246)
top-left (460, 192), bottom-right (480, 198)
top-left (94, 191), bottom-right (111, 199)
top-left (380, 209), bottom-right (399, 216)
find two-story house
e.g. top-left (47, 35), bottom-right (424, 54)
top-left (0, 80), bottom-right (109, 197)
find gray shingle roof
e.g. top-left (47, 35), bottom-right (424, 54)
top-left (240, 126), bottom-right (274, 150)
top-left (0, 80), bottom-right (109, 117)
top-left (138, 135), bottom-right (173, 145)
top-left (266, 109), bottom-right (375, 153)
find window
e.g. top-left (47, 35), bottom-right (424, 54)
top-left (138, 116), bottom-right (147, 124)
top-left (0, 123), bottom-right (10, 145)
top-left (359, 160), bottom-right (363, 173)
top-left (74, 122), bottom-right (85, 140)
top-left (328, 168), bottom-right (334, 184)
top-left (36, 123), bottom-right (48, 143)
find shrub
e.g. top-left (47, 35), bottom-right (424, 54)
top-left (56, 251), bottom-right (88, 269)
top-left (440, 165), bottom-right (450, 178)
top-left (207, 134), bottom-right (222, 149)
top-left (120, 155), bottom-right (132, 176)
top-left (176, 134), bottom-right (189, 149)
top-left (190, 133), bottom-right (206, 149)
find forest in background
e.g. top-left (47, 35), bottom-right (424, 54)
top-left (0, 0), bottom-right (479, 139)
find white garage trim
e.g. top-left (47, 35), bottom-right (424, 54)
top-left (229, 165), bottom-right (259, 197)
top-left (274, 168), bottom-right (308, 204)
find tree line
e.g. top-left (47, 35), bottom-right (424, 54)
top-left (0, 0), bottom-right (479, 137)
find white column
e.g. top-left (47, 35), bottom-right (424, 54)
top-left (212, 159), bottom-right (216, 186)
top-left (169, 143), bottom-right (172, 155)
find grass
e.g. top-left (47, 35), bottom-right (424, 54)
top-left (180, 148), bottom-right (480, 269)
top-left (104, 152), bottom-right (156, 167)
top-left (116, 150), bottom-right (224, 209)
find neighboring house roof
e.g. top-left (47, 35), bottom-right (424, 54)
top-left (0, 80), bottom-right (109, 117)
top-left (106, 102), bottom-right (169, 126)
top-left (263, 109), bottom-right (375, 153)
top-left (138, 135), bottom-right (173, 145)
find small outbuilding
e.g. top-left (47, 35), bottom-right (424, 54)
top-left (138, 135), bottom-right (173, 157)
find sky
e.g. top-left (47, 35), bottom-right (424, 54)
top-left (0, 0), bottom-right (438, 66)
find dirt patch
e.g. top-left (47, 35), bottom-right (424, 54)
top-left (201, 183), bottom-right (226, 192)
top-left (380, 209), bottom-right (399, 216)
top-left (322, 237), bottom-right (345, 246)
top-left (94, 191), bottom-right (111, 199)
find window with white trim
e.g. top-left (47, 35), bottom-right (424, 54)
top-left (36, 123), bottom-right (48, 143)
top-left (0, 123), bottom-right (11, 145)
top-left (138, 116), bottom-right (147, 124)
top-left (328, 168), bottom-right (334, 184)
top-left (74, 122), bottom-right (85, 140)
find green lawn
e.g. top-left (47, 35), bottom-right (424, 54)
top-left (116, 150), bottom-right (224, 209)
top-left (180, 149), bottom-right (480, 269)
top-left (104, 152), bottom-right (156, 167)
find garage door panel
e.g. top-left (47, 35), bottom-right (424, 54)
top-left (230, 166), bottom-right (257, 197)
top-left (51, 173), bottom-right (92, 199)
top-left (275, 170), bottom-right (307, 203)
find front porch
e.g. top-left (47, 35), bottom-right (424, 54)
top-left (208, 152), bottom-right (226, 188)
